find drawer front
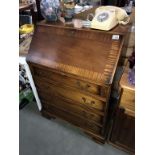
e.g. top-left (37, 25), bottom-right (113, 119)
top-left (35, 79), bottom-right (106, 111)
top-left (33, 67), bottom-right (107, 97)
top-left (39, 91), bottom-right (102, 123)
top-left (43, 103), bottom-right (101, 134)
top-left (120, 89), bottom-right (135, 112)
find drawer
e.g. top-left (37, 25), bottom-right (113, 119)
top-left (33, 66), bottom-right (107, 97)
top-left (39, 91), bottom-right (103, 123)
top-left (43, 103), bottom-right (101, 135)
top-left (35, 79), bottom-right (106, 111)
top-left (120, 89), bottom-right (135, 112)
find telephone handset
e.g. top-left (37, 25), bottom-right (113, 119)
top-left (88, 6), bottom-right (130, 31)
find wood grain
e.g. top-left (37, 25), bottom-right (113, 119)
top-left (33, 66), bottom-right (102, 96)
top-left (27, 22), bottom-right (124, 85)
top-left (27, 9), bottom-right (129, 145)
top-left (35, 78), bottom-right (106, 111)
top-left (42, 104), bottom-right (102, 134)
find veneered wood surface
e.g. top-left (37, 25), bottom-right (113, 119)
top-left (41, 97), bottom-right (103, 123)
top-left (43, 103), bottom-right (102, 134)
top-left (27, 22), bottom-right (124, 85)
top-left (33, 65), bottom-right (102, 96)
top-left (26, 8), bottom-right (130, 144)
top-left (34, 78), bottom-right (106, 111)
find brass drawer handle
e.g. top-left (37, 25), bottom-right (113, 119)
top-left (82, 97), bottom-right (86, 103)
top-left (85, 84), bottom-right (91, 88)
top-left (77, 81), bottom-right (91, 90)
top-left (91, 101), bottom-right (95, 105)
top-left (82, 97), bottom-right (96, 106)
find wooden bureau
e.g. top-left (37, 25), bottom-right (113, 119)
top-left (26, 10), bottom-right (130, 143)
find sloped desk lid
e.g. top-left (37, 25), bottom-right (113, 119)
top-left (27, 20), bottom-right (127, 85)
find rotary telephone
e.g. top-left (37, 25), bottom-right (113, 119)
top-left (88, 6), bottom-right (130, 31)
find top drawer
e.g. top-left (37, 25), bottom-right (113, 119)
top-left (33, 66), bottom-right (107, 98)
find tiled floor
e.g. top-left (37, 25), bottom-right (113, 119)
top-left (19, 102), bottom-right (129, 155)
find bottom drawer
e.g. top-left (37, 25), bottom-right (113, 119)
top-left (43, 103), bottom-right (102, 135)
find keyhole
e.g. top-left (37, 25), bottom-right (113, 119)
top-left (86, 84), bottom-right (90, 88)
top-left (77, 81), bottom-right (80, 85)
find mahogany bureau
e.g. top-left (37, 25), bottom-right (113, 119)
top-left (26, 12), bottom-right (130, 143)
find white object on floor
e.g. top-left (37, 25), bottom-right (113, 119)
top-left (19, 56), bottom-right (42, 111)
